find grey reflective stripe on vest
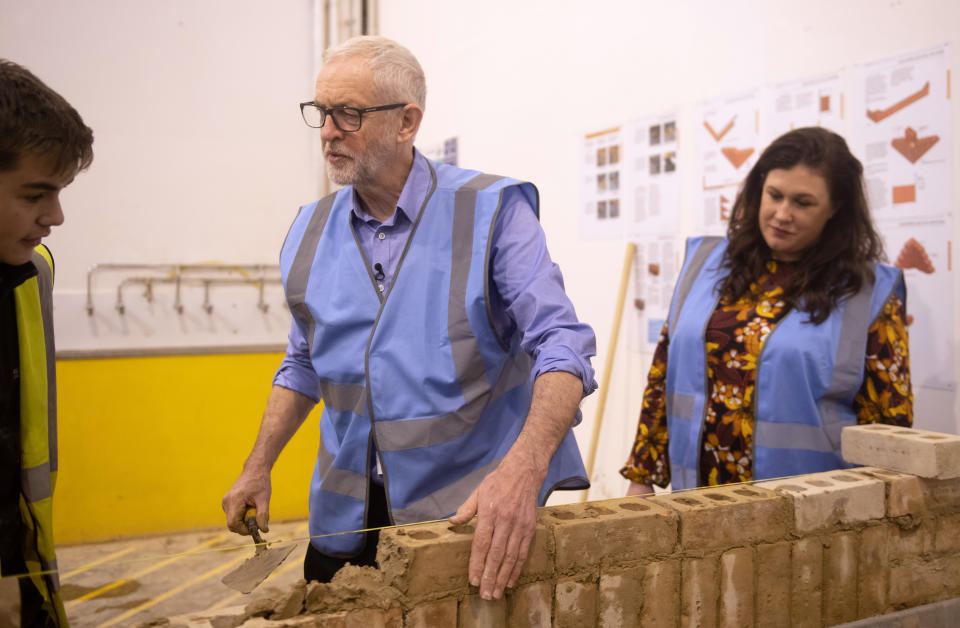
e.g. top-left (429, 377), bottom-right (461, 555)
top-left (450, 173), bottom-right (505, 406)
top-left (22, 463), bottom-right (52, 502)
top-left (669, 237), bottom-right (723, 335)
top-left (287, 195), bottom-right (337, 355)
top-left (375, 351), bottom-right (531, 451)
top-left (316, 432), bottom-right (367, 501)
top-left (666, 391), bottom-right (696, 421)
top-left (32, 249), bottom-right (57, 473)
top-left (816, 276), bottom-right (876, 449)
top-left (318, 380), bottom-right (366, 415)
top-left (756, 421), bottom-right (836, 453)
top-left (393, 455), bottom-right (503, 523)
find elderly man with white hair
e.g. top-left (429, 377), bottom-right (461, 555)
top-left (223, 35), bottom-right (596, 601)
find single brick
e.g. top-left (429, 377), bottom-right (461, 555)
top-left (507, 581), bottom-right (552, 628)
top-left (555, 577), bottom-right (598, 628)
top-left (889, 555), bottom-right (960, 606)
top-left (854, 466), bottom-right (960, 516)
top-left (822, 531), bottom-right (858, 625)
top-left (858, 524), bottom-right (890, 618)
top-left (309, 607), bottom-right (403, 628)
top-left (598, 565), bottom-right (644, 628)
top-left (546, 497), bottom-right (677, 574)
top-left (719, 547), bottom-right (753, 628)
top-left (640, 559), bottom-right (680, 628)
top-left (680, 554), bottom-right (718, 627)
top-left (650, 485), bottom-right (789, 551)
top-left (758, 470), bottom-right (884, 532)
top-left (405, 598), bottom-right (458, 628)
top-left (378, 519), bottom-right (551, 599)
top-left (460, 594), bottom-right (507, 627)
top-left (791, 537), bottom-right (823, 628)
top-left (842, 424), bottom-right (960, 479)
top-left (756, 542), bottom-right (791, 626)
top-left (934, 512), bottom-right (960, 554)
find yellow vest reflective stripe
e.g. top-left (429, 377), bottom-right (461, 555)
top-left (13, 245), bottom-right (67, 626)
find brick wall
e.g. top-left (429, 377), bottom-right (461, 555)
top-left (232, 425), bottom-right (960, 627)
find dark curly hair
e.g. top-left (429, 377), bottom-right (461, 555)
top-left (718, 127), bottom-right (884, 324)
top-left (0, 59), bottom-right (93, 176)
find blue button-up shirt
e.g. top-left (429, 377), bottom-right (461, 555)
top-left (275, 150), bottom-right (598, 467)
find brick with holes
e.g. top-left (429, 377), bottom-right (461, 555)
top-left (547, 497), bottom-right (677, 574)
top-left (649, 485), bottom-right (790, 551)
top-left (757, 470), bottom-right (885, 533)
top-left (842, 424), bottom-right (960, 479)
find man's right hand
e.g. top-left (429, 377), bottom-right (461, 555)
top-left (222, 468), bottom-right (272, 535)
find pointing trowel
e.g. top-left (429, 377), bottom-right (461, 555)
top-left (221, 508), bottom-right (296, 594)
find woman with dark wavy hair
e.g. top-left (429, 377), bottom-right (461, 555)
top-left (622, 127), bottom-right (912, 494)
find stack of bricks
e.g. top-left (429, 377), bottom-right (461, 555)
top-left (241, 424), bottom-right (960, 627)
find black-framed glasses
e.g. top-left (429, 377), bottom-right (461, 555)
top-left (299, 102), bottom-right (407, 131)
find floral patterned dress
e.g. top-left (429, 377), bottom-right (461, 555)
top-left (620, 260), bottom-right (913, 488)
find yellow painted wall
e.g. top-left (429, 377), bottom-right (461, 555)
top-left (53, 353), bottom-right (321, 544)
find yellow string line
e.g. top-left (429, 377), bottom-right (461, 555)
top-left (96, 553), bottom-right (250, 628)
top-left (5, 472), bottom-right (849, 584)
top-left (1, 518), bottom-right (450, 583)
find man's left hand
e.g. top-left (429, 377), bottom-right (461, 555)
top-left (449, 448), bottom-right (541, 600)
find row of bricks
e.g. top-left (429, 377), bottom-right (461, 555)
top-left (378, 466), bottom-right (960, 599)
top-left (254, 520), bottom-right (960, 628)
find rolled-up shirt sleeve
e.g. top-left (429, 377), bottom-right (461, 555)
top-left (272, 317), bottom-right (322, 402)
top-left (489, 185), bottom-right (598, 397)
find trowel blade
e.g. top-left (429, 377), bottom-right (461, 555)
top-left (221, 543), bottom-right (296, 594)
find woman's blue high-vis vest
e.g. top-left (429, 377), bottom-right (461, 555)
top-left (280, 160), bottom-right (588, 556)
top-left (665, 236), bottom-right (906, 491)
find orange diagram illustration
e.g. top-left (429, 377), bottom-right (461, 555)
top-left (891, 127), bottom-right (940, 163)
top-left (703, 117), bottom-right (735, 142)
top-left (866, 81), bottom-right (930, 123)
top-left (721, 147), bottom-right (754, 169)
top-left (892, 185), bottom-right (916, 204)
top-left (895, 238), bottom-right (935, 274)
top-left (720, 194), bottom-right (732, 221)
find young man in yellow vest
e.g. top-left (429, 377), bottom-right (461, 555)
top-left (0, 59), bottom-right (93, 627)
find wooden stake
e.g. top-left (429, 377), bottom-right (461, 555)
top-left (581, 242), bottom-right (636, 502)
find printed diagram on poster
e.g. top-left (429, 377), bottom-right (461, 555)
top-left (581, 127), bottom-right (624, 239)
top-left (879, 219), bottom-right (954, 391)
top-left (698, 92), bottom-right (761, 234)
top-left (628, 236), bottom-right (681, 352)
top-left (628, 114), bottom-right (680, 237)
top-left (856, 45), bottom-right (950, 223)
top-left (764, 72), bottom-right (844, 140)
top-left (855, 44), bottom-right (953, 393)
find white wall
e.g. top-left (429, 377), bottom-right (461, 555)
top-left (378, 0), bottom-right (960, 501)
top-left (1, 0), bottom-right (319, 290)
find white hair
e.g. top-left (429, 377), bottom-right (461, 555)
top-left (323, 36), bottom-right (426, 111)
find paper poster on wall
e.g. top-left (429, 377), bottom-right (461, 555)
top-left (855, 44), bottom-right (951, 223)
top-left (628, 114), bottom-right (680, 237)
top-left (764, 72), bottom-right (844, 141)
top-left (878, 218), bottom-right (955, 392)
top-left (581, 126), bottom-right (624, 239)
top-left (628, 235), bottom-right (681, 352)
top-left (854, 44), bottom-right (954, 397)
top-left (697, 91), bottom-right (761, 234)
top-left (422, 136), bottom-right (458, 166)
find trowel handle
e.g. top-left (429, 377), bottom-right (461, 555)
top-left (244, 507), bottom-right (265, 544)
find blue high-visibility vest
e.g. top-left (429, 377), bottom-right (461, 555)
top-left (280, 161), bottom-right (588, 556)
top-left (665, 236), bottom-right (905, 490)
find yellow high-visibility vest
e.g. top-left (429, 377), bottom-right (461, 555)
top-left (12, 244), bottom-right (67, 626)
